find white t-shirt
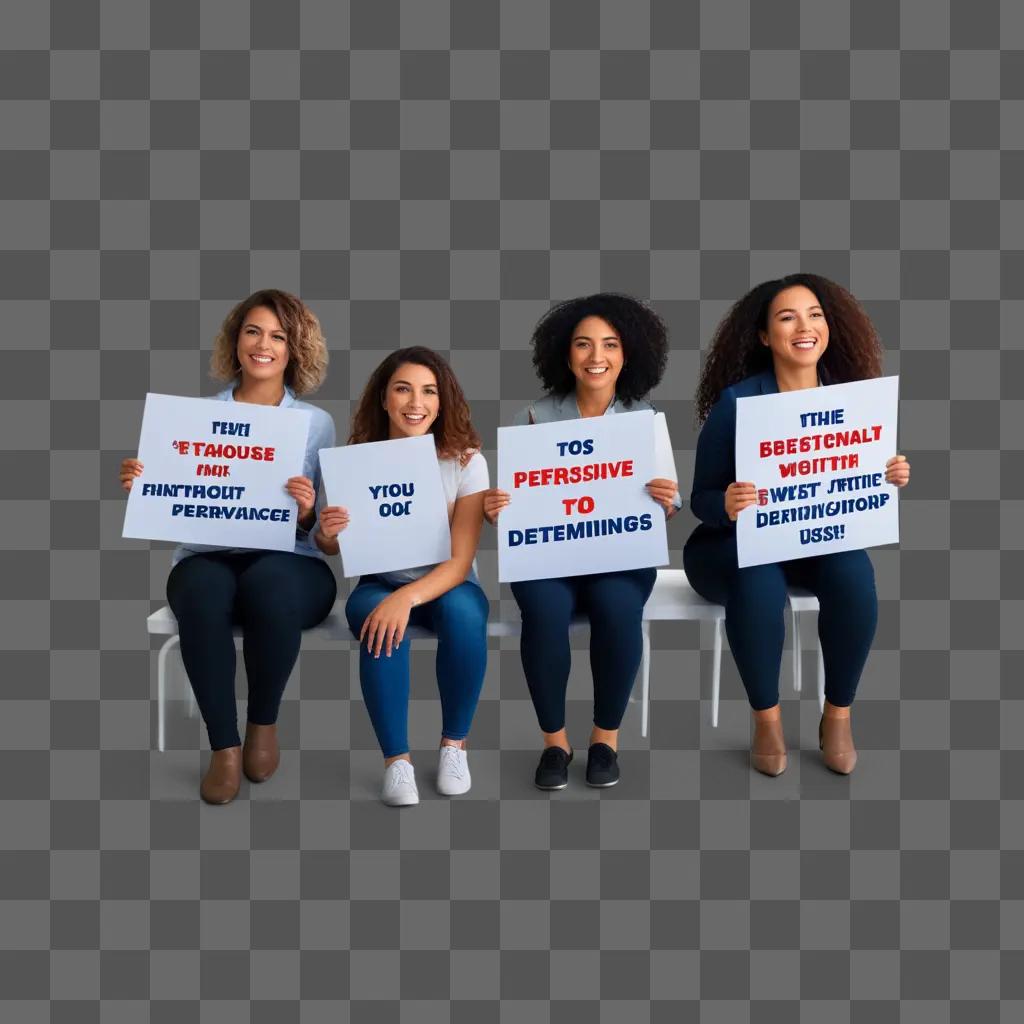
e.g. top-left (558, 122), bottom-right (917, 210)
top-left (375, 451), bottom-right (489, 585)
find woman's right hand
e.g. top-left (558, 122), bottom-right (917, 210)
top-left (725, 481), bottom-right (758, 521)
top-left (120, 458), bottom-right (143, 492)
top-left (482, 488), bottom-right (509, 526)
top-left (317, 506), bottom-right (350, 541)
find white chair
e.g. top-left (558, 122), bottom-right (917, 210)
top-left (147, 568), bottom-right (823, 751)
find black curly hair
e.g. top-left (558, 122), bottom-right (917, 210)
top-left (694, 273), bottom-right (883, 423)
top-left (530, 293), bottom-right (669, 402)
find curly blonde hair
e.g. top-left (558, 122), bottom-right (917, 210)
top-left (210, 289), bottom-right (328, 396)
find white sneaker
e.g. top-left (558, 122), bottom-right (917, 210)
top-left (381, 759), bottom-right (419, 806)
top-left (437, 744), bottom-right (471, 796)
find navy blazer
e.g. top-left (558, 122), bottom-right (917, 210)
top-left (689, 369), bottom-right (781, 532)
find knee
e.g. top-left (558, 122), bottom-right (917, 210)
top-left (434, 585), bottom-right (488, 630)
top-left (818, 551), bottom-right (877, 602)
top-left (729, 566), bottom-right (788, 610)
top-left (345, 589), bottom-right (375, 634)
top-left (167, 574), bottom-right (232, 623)
top-left (513, 582), bottom-right (572, 624)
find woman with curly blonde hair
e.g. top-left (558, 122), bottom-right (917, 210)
top-left (120, 290), bottom-right (338, 804)
top-left (314, 347), bottom-right (489, 806)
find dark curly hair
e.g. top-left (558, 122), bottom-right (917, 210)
top-left (349, 346), bottom-right (481, 462)
top-left (694, 273), bottom-right (884, 423)
top-left (530, 293), bottom-right (669, 402)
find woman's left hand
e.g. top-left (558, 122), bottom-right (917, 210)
top-left (646, 478), bottom-right (679, 516)
top-left (360, 590), bottom-right (415, 658)
top-left (286, 475), bottom-right (317, 520)
top-left (885, 455), bottom-right (910, 488)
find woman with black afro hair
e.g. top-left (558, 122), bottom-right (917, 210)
top-left (483, 293), bottom-right (679, 791)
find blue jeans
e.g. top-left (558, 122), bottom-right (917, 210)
top-left (684, 528), bottom-right (878, 710)
top-left (510, 568), bottom-right (658, 734)
top-left (345, 577), bottom-right (489, 758)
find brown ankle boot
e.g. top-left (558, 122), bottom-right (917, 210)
top-left (751, 711), bottom-right (787, 777)
top-left (819, 713), bottom-right (857, 775)
top-left (201, 747), bottom-right (242, 804)
top-left (243, 722), bottom-right (280, 783)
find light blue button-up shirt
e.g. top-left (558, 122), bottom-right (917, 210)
top-left (171, 385), bottom-right (335, 565)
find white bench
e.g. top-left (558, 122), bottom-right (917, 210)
top-left (148, 569), bottom-right (823, 752)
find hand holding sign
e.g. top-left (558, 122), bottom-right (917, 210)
top-left (885, 455), bottom-right (911, 487)
top-left (317, 506), bottom-right (350, 542)
top-left (285, 475), bottom-right (317, 522)
top-left (726, 481), bottom-right (758, 521)
top-left (645, 478), bottom-right (679, 515)
top-left (483, 488), bottom-right (510, 525)
top-left (120, 458), bottom-right (143, 492)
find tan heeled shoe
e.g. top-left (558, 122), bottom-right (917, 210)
top-left (751, 711), bottom-right (787, 777)
top-left (242, 722), bottom-right (280, 783)
top-left (201, 747), bottom-right (242, 804)
top-left (819, 713), bottom-right (857, 775)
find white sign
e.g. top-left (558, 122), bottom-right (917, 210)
top-left (122, 393), bottom-right (311, 551)
top-left (318, 434), bottom-right (451, 578)
top-left (497, 410), bottom-right (669, 583)
top-left (735, 376), bottom-right (900, 567)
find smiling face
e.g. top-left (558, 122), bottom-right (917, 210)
top-left (236, 305), bottom-right (290, 386)
top-left (383, 362), bottom-right (440, 440)
top-left (567, 316), bottom-right (624, 396)
top-left (760, 285), bottom-right (830, 375)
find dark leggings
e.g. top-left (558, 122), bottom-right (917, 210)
top-left (510, 568), bottom-right (657, 734)
top-left (683, 531), bottom-right (877, 710)
top-left (167, 551), bottom-right (337, 750)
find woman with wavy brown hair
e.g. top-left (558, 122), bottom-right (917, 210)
top-left (685, 274), bottom-right (910, 776)
top-left (314, 347), bottom-right (489, 806)
top-left (120, 290), bottom-right (338, 804)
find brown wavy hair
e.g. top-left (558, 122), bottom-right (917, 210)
top-left (349, 346), bottom-right (481, 462)
top-left (694, 273), bottom-right (884, 423)
top-left (210, 289), bottom-right (328, 396)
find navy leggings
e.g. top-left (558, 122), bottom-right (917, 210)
top-left (683, 531), bottom-right (877, 710)
top-left (345, 577), bottom-right (489, 758)
top-left (511, 568), bottom-right (657, 734)
top-left (167, 551), bottom-right (337, 750)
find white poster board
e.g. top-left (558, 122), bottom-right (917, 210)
top-left (497, 410), bottom-right (669, 583)
top-left (122, 393), bottom-right (311, 552)
top-left (318, 434), bottom-right (451, 578)
top-left (735, 376), bottom-right (900, 568)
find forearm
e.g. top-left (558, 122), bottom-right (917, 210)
top-left (398, 557), bottom-right (474, 607)
top-left (691, 489), bottom-right (728, 527)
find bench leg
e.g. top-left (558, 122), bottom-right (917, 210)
top-left (817, 642), bottom-right (825, 713)
top-left (791, 605), bottom-right (801, 692)
top-left (711, 618), bottom-right (722, 728)
top-left (156, 635), bottom-right (180, 754)
top-left (640, 622), bottom-right (651, 739)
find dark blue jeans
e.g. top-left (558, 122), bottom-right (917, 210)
top-left (345, 577), bottom-right (489, 758)
top-left (683, 529), bottom-right (878, 710)
top-left (510, 568), bottom-right (658, 734)
top-left (166, 551), bottom-right (338, 750)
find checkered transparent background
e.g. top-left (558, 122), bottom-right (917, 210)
top-left (1, 0), bottom-right (1022, 1020)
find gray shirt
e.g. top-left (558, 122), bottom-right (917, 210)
top-left (511, 392), bottom-right (655, 426)
top-left (171, 384), bottom-right (335, 565)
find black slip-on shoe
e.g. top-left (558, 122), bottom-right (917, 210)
top-left (534, 746), bottom-right (573, 790)
top-left (585, 743), bottom-right (620, 788)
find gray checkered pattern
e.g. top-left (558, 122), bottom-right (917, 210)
top-left (2, 0), bottom-right (1021, 1019)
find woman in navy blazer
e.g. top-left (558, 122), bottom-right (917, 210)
top-left (684, 274), bottom-right (910, 776)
